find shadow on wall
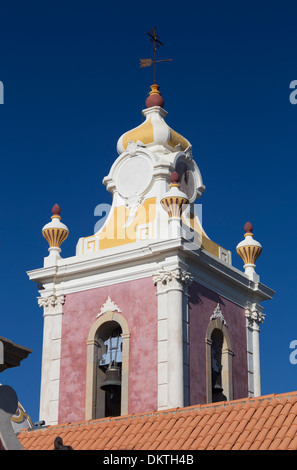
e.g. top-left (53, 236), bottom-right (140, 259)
top-left (189, 282), bottom-right (226, 310)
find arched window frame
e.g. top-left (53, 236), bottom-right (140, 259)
top-left (85, 311), bottom-right (130, 420)
top-left (205, 317), bottom-right (233, 403)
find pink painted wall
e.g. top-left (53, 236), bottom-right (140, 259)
top-left (189, 281), bottom-right (248, 405)
top-left (58, 276), bottom-right (158, 424)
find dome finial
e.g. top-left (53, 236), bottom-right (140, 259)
top-left (146, 83), bottom-right (164, 108)
top-left (42, 204), bottom-right (69, 267)
top-left (236, 222), bottom-right (262, 282)
top-left (169, 171), bottom-right (180, 187)
top-left (51, 203), bottom-right (61, 219)
top-left (244, 221), bottom-right (253, 235)
top-left (139, 27), bottom-right (172, 109)
top-left (161, 172), bottom-right (188, 218)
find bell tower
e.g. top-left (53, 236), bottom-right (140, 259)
top-left (27, 82), bottom-right (274, 426)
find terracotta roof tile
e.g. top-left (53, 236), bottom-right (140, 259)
top-left (180, 436), bottom-right (195, 450)
top-left (18, 391), bottom-right (297, 451)
top-left (288, 436), bottom-right (297, 450)
top-left (207, 432), bottom-right (222, 449)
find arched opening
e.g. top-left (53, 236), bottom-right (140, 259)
top-left (210, 329), bottom-right (226, 402)
top-left (206, 317), bottom-right (233, 403)
top-left (97, 321), bottom-right (122, 418)
top-left (85, 311), bottom-right (130, 420)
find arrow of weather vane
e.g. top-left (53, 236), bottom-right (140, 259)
top-left (139, 27), bottom-right (172, 84)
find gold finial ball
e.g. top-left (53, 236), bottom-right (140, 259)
top-left (146, 84), bottom-right (164, 108)
top-left (236, 222), bottom-right (262, 266)
top-left (42, 204), bottom-right (69, 248)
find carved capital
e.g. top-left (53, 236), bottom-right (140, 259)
top-left (37, 294), bottom-right (65, 310)
top-left (153, 268), bottom-right (193, 293)
top-left (245, 303), bottom-right (265, 329)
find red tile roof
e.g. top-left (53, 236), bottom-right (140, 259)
top-left (18, 391), bottom-right (297, 451)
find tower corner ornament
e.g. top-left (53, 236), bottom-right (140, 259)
top-left (41, 204), bottom-right (69, 267)
top-left (160, 171), bottom-right (189, 219)
top-left (42, 204), bottom-right (69, 249)
top-left (236, 222), bottom-right (262, 267)
top-left (236, 222), bottom-right (262, 282)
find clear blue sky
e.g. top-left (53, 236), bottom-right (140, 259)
top-left (0, 0), bottom-right (297, 424)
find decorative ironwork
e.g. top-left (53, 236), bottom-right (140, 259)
top-left (139, 27), bottom-right (172, 84)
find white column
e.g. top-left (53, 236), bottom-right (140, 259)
top-left (43, 247), bottom-right (61, 267)
top-left (244, 264), bottom-right (260, 283)
top-left (155, 281), bottom-right (168, 411)
top-left (252, 321), bottom-right (261, 396)
top-left (167, 282), bottom-right (184, 408)
top-left (245, 303), bottom-right (265, 397)
top-left (154, 268), bottom-right (192, 410)
top-left (168, 217), bottom-right (182, 238)
top-left (37, 294), bottom-right (65, 425)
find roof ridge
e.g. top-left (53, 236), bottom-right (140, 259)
top-left (18, 390), bottom-right (297, 435)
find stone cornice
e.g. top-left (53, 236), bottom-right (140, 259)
top-left (0, 338), bottom-right (32, 373)
top-left (27, 237), bottom-right (275, 308)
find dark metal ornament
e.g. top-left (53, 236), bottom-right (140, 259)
top-left (100, 364), bottom-right (121, 398)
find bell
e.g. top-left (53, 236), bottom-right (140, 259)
top-left (100, 364), bottom-right (121, 398)
top-left (212, 383), bottom-right (223, 393)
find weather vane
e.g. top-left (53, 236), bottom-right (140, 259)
top-left (139, 27), bottom-right (172, 84)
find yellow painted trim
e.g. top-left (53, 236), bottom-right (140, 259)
top-left (82, 197), bottom-right (157, 253)
top-left (42, 227), bottom-right (68, 247)
top-left (122, 117), bottom-right (154, 149)
top-left (186, 212), bottom-right (222, 259)
top-left (168, 128), bottom-right (190, 151)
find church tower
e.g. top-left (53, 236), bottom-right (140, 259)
top-left (27, 82), bottom-right (274, 426)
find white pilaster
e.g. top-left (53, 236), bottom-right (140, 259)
top-left (245, 303), bottom-right (265, 397)
top-left (153, 268), bottom-right (192, 410)
top-left (37, 294), bottom-right (65, 425)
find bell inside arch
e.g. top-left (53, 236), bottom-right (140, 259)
top-left (99, 327), bottom-right (122, 416)
top-left (100, 363), bottom-right (121, 398)
top-left (211, 329), bottom-right (227, 403)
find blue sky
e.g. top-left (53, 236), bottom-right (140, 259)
top-left (0, 0), bottom-right (297, 424)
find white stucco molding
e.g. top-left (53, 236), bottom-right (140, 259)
top-left (28, 238), bottom-right (275, 310)
top-left (245, 303), bottom-right (265, 331)
top-left (37, 294), bottom-right (65, 310)
top-left (96, 296), bottom-right (122, 318)
top-left (210, 303), bottom-right (228, 327)
top-left (153, 267), bottom-right (193, 293)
